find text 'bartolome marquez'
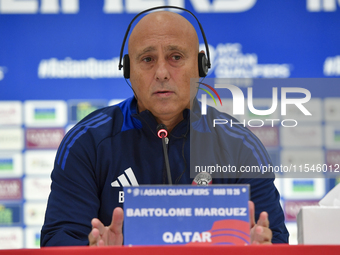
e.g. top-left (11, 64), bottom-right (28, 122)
top-left (126, 207), bottom-right (247, 217)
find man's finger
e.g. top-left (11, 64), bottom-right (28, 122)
top-left (109, 207), bottom-right (124, 234)
top-left (252, 240), bottom-right (272, 245)
top-left (257, 211), bottom-right (269, 228)
top-left (106, 207), bottom-right (124, 245)
top-left (91, 218), bottom-right (106, 236)
top-left (253, 226), bottom-right (272, 244)
top-left (88, 228), bottom-right (100, 246)
top-left (97, 239), bottom-right (105, 247)
top-left (249, 201), bottom-right (255, 228)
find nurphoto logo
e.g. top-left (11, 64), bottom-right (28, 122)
top-left (199, 82), bottom-right (312, 128)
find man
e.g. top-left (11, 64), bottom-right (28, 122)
top-left (41, 10), bottom-right (288, 246)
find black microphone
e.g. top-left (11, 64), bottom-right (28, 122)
top-left (157, 124), bottom-right (172, 185)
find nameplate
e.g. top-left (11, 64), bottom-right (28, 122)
top-left (124, 185), bottom-right (250, 245)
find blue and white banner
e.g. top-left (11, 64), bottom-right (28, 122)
top-left (124, 185), bottom-right (250, 245)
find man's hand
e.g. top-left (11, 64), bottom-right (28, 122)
top-left (249, 201), bottom-right (272, 245)
top-left (88, 207), bottom-right (124, 246)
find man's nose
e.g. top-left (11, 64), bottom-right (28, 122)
top-left (155, 59), bottom-right (170, 82)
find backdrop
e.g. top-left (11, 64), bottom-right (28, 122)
top-left (0, 0), bottom-right (340, 249)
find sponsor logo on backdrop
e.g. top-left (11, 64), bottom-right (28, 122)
top-left (293, 180), bottom-right (314, 192)
top-left (35, 233), bottom-right (40, 247)
top-left (283, 178), bottom-right (325, 199)
top-left (24, 150), bottom-right (56, 175)
top-left (26, 128), bottom-right (64, 149)
top-left (24, 202), bottom-right (47, 226)
top-left (24, 101), bottom-right (67, 127)
top-left (25, 228), bottom-right (41, 249)
top-left (335, 130), bottom-right (340, 141)
top-left (280, 125), bottom-right (322, 147)
top-left (34, 108), bottom-right (56, 120)
top-left (0, 101), bottom-right (22, 126)
top-left (24, 177), bottom-right (51, 200)
top-left (0, 227), bottom-right (23, 249)
top-left (324, 98), bottom-right (340, 121)
top-left (324, 55), bottom-right (340, 76)
top-left (0, 128), bottom-right (24, 150)
top-left (206, 43), bottom-right (291, 78)
top-left (38, 57), bottom-right (123, 79)
top-left (0, 153), bottom-right (23, 177)
top-left (68, 100), bottom-right (108, 123)
top-left (248, 126), bottom-right (279, 147)
top-left (307, 0), bottom-right (340, 12)
top-left (325, 125), bottom-right (340, 148)
top-left (0, 204), bottom-right (22, 226)
top-left (0, 179), bottom-right (22, 200)
top-left (0, 158), bottom-right (13, 171)
top-left (326, 150), bottom-right (340, 168)
top-left (284, 200), bottom-right (319, 221)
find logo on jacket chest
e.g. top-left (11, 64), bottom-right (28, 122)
top-left (111, 167), bottom-right (139, 203)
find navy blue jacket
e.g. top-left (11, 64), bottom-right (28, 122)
top-left (41, 97), bottom-right (289, 246)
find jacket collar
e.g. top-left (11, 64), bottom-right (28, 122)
top-left (130, 96), bottom-right (190, 138)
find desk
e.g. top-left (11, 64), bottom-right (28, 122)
top-left (2, 245), bottom-right (340, 255)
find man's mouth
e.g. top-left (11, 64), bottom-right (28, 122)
top-left (154, 90), bottom-right (174, 97)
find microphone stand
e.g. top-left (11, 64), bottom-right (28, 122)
top-left (157, 124), bottom-right (172, 185)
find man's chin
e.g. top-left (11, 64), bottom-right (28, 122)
top-left (150, 107), bottom-right (185, 118)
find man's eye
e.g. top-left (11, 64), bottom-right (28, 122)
top-left (172, 55), bottom-right (181, 60)
top-left (143, 57), bottom-right (152, 62)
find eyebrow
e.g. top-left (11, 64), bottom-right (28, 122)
top-left (135, 45), bottom-right (187, 60)
top-left (135, 46), bottom-right (156, 60)
top-left (166, 45), bottom-right (186, 53)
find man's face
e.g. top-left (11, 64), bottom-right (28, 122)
top-left (128, 12), bottom-right (199, 122)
